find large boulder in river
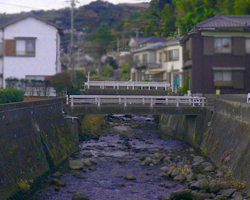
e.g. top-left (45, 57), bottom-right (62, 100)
top-left (69, 160), bottom-right (84, 170)
top-left (72, 193), bottom-right (90, 200)
top-left (170, 189), bottom-right (192, 200)
top-left (124, 174), bottom-right (136, 180)
top-left (190, 179), bottom-right (209, 191)
top-left (83, 151), bottom-right (92, 157)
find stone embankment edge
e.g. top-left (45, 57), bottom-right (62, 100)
top-left (0, 98), bottom-right (79, 200)
top-left (159, 99), bottom-right (250, 192)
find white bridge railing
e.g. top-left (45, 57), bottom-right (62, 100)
top-left (69, 95), bottom-right (206, 108)
top-left (84, 81), bottom-right (171, 90)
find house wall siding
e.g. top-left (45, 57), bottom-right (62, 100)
top-left (3, 17), bottom-right (59, 87)
top-left (191, 32), bottom-right (250, 94)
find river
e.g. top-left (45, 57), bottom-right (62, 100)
top-left (26, 115), bottom-right (244, 200)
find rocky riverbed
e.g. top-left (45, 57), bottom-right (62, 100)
top-left (28, 115), bottom-right (248, 200)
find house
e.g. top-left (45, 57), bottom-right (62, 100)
top-left (130, 42), bottom-right (164, 81)
top-left (129, 36), bottom-right (167, 52)
top-left (155, 38), bottom-right (183, 91)
top-left (180, 14), bottom-right (250, 94)
top-left (0, 14), bottom-right (63, 88)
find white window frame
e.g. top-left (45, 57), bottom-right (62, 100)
top-left (16, 39), bottom-right (36, 56)
top-left (169, 49), bottom-right (179, 61)
top-left (214, 37), bottom-right (232, 53)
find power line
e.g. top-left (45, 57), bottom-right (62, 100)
top-left (0, 1), bottom-right (41, 10)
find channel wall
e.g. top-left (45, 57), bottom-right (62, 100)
top-left (0, 98), bottom-right (79, 200)
top-left (159, 98), bottom-right (250, 192)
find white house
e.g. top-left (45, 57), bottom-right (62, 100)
top-left (156, 39), bottom-right (183, 91)
top-left (0, 14), bottom-right (63, 88)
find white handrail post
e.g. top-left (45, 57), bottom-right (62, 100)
top-left (166, 97), bottom-right (168, 105)
top-left (113, 83), bottom-right (115, 89)
top-left (102, 82), bottom-right (105, 89)
top-left (176, 98), bottom-right (179, 107)
top-left (202, 98), bottom-right (205, 107)
top-left (95, 96), bottom-right (97, 104)
top-left (119, 96), bottom-right (121, 104)
top-left (66, 95), bottom-right (69, 105)
top-left (150, 97), bottom-right (153, 107)
top-left (98, 97), bottom-right (100, 107)
top-left (124, 97), bottom-right (127, 107)
top-left (148, 83), bottom-right (151, 90)
top-left (192, 97), bottom-right (195, 106)
top-left (133, 82), bottom-right (135, 90)
top-left (142, 96), bottom-right (145, 105)
top-left (88, 82), bottom-right (90, 89)
top-left (117, 82), bottom-right (119, 90)
top-left (165, 82), bottom-right (167, 90)
top-left (156, 86), bottom-right (158, 90)
top-left (71, 96), bottom-right (73, 107)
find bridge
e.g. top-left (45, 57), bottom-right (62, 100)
top-left (84, 81), bottom-right (171, 90)
top-left (67, 95), bottom-right (207, 115)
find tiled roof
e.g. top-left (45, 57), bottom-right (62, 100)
top-left (0, 14), bottom-right (63, 35)
top-left (196, 14), bottom-right (250, 28)
top-left (132, 42), bottom-right (164, 53)
top-left (136, 36), bottom-right (167, 44)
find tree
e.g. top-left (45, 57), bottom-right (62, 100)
top-left (51, 73), bottom-right (71, 96)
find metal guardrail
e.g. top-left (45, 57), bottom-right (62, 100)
top-left (68, 95), bottom-right (206, 108)
top-left (84, 81), bottom-right (171, 90)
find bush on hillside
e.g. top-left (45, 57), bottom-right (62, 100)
top-left (0, 88), bottom-right (24, 103)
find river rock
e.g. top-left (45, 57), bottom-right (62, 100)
top-left (83, 159), bottom-right (93, 167)
top-left (160, 196), bottom-right (170, 200)
top-left (173, 173), bottom-right (186, 182)
top-left (89, 166), bottom-right (97, 171)
top-left (124, 174), bottom-right (136, 180)
top-left (118, 146), bottom-right (127, 151)
top-left (193, 156), bottom-right (205, 164)
top-left (142, 157), bottom-right (152, 166)
top-left (170, 169), bottom-right (180, 177)
top-left (154, 153), bottom-right (165, 160)
top-left (190, 179), bottom-right (209, 191)
top-left (89, 158), bottom-right (97, 165)
top-left (161, 166), bottom-right (171, 173)
top-left (140, 154), bottom-right (147, 161)
top-left (52, 178), bottom-right (66, 187)
top-left (196, 174), bottom-right (206, 180)
top-left (170, 189), bottom-right (192, 200)
top-left (99, 153), bottom-right (105, 157)
top-left (201, 162), bottom-right (212, 166)
top-left (72, 193), bottom-right (90, 200)
top-left (83, 151), bottom-right (92, 157)
top-left (191, 191), bottom-right (214, 200)
top-left (52, 172), bottom-right (62, 178)
top-left (203, 166), bottom-right (215, 172)
top-left (221, 189), bottom-right (236, 198)
top-left (131, 122), bottom-right (140, 128)
top-left (159, 172), bottom-right (169, 178)
top-left (186, 173), bottom-right (196, 181)
top-left (209, 181), bottom-right (221, 193)
top-left (69, 160), bottom-right (84, 170)
top-left (232, 191), bottom-right (243, 200)
top-left (118, 159), bottom-right (126, 164)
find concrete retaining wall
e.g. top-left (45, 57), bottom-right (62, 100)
top-left (0, 98), bottom-right (79, 200)
top-left (159, 99), bottom-right (250, 191)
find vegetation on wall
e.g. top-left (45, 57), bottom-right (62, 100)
top-left (0, 88), bottom-right (24, 103)
top-left (181, 76), bottom-right (190, 95)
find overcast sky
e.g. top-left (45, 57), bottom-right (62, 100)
top-left (0, 0), bottom-right (149, 14)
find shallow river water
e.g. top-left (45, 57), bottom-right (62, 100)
top-left (28, 115), bottom-right (212, 200)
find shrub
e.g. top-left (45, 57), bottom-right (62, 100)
top-left (0, 88), bottom-right (24, 103)
top-left (5, 77), bottom-right (19, 88)
top-left (51, 73), bottom-right (71, 96)
top-left (181, 76), bottom-right (190, 95)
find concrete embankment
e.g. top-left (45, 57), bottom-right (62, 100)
top-left (0, 98), bottom-right (79, 200)
top-left (160, 99), bottom-right (250, 191)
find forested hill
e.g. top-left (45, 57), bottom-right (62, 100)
top-left (0, 1), bottom-right (148, 33)
top-left (135, 0), bottom-right (250, 39)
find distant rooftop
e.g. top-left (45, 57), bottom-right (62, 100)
top-left (196, 14), bottom-right (250, 28)
top-left (135, 36), bottom-right (167, 44)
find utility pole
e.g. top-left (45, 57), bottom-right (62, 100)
top-left (135, 28), bottom-right (139, 50)
top-left (117, 37), bottom-right (120, 52)
top-left (67, 0), bottom-right (78, 83)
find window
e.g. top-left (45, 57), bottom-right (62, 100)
top-left (0, 43), bottom-right (2, 56)
top-left (16, 39), bottom-right (35, 56)
top-left (142, 54), bottom-right (148, 65)
top-left (214, 71), bottom-right (232, 81)
top-left (214, 38), bottom-right (231, 53)
top-left (213, 68), bottom-right (245, 88)
top-left (246, 39), bottom-right (250, 53)
top-left (164, 51), bottom-right (168, 62)
top-left (158, 52), bottom-right (162, 63)
top-left (169, 49), bottom-right (179, 61)
top-left (134, 55), bottom-right (139, 62)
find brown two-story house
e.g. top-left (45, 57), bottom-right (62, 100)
top-left (181, 14), bottom-right (250, 94)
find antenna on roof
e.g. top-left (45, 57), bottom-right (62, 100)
top-left (175, 25), bottom-right (182, 39)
